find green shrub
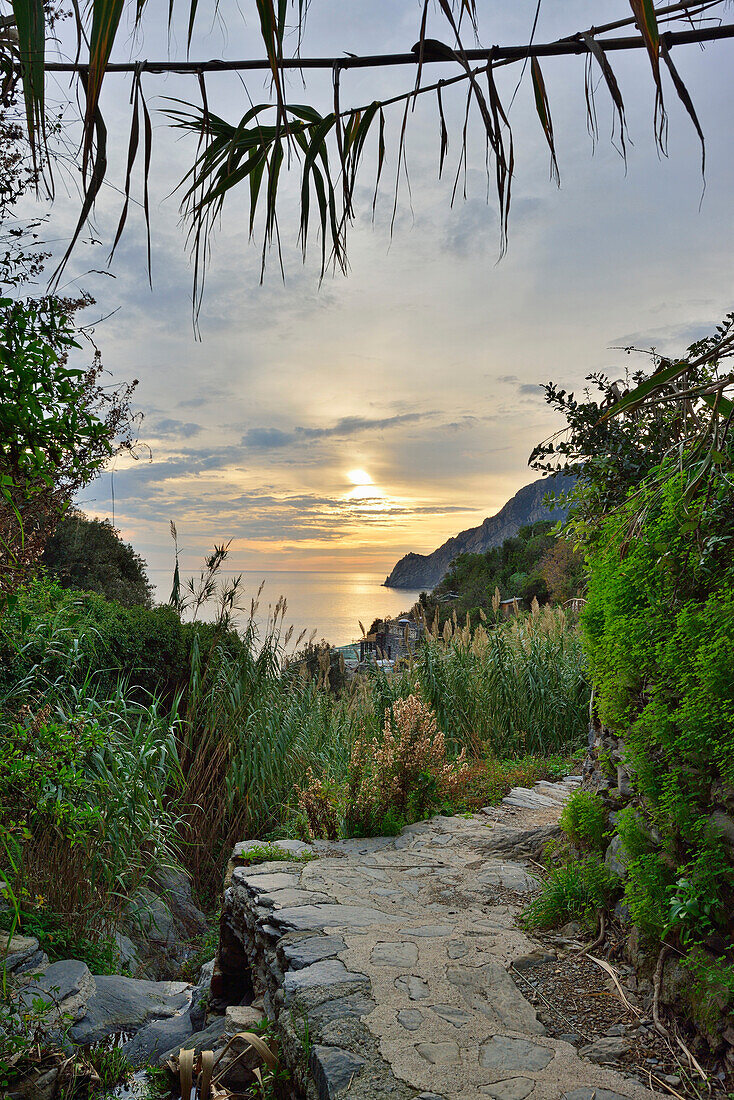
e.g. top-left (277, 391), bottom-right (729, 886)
top-left (559, 789), bottom-right (608, 853)
top-left (522, 859), bottom-right (619, 931)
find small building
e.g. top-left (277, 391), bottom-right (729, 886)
top-left (359, 616), bottom-right (425, 663)
top-left (500, 596), bottom-right (522, 619)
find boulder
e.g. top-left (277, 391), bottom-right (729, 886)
top-left (17, 960), bottom-right (95, 1029)
top-left (70, 974), bottom-right (191, 1045)
top-left (123, 1012), bottom-right (194, 1067)
top-left (189, 958), bottom-right (215, 1031)
top-left (154, 867), bottom-right (208, 937)
top-left (158, 1016), bottom-right (227, 1067)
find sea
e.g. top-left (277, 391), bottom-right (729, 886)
top-left (148, 570), bottom-right (423, 649)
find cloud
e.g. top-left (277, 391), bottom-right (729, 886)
top-left (150, 418), bottom-right (203, 439)
top-left (242, 411), bottom-right (436, 449)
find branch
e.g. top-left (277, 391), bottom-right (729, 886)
top-left (21, 21), bottom-right (734, 76)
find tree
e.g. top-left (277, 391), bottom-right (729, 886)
top-left (0, 295), bottom-right (138, 593)
top-left (0, 2), bottom-right (729, 311)
top-left (42, 509), bottom-right (153, 607)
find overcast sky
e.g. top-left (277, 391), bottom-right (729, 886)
top-left (37, 1), bottom-right (734, 575)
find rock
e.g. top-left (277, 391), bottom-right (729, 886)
top-left (604, 834), bottom-right (630, 878)
top-left (14, 949), bottom-right (49, 976)
top-left (480, 1078), bottom-right (536, 1099)
top-left (283, 960), bottom-right (370, 1008)
top-left (189, 958), bottom-right (215, 1031)
top-left (270, 903), bottom-right (399, 933)
top-left (416, 1040), bottom-right (461, 1065)
top-left (309, 1044), bottom-right (364, 1098)
top-left (511, 950), bottom-right (556, 971)
top-left (480, 824), bottom-right (562, 862)
top-left (479, 1036), bottom-right (553, 1072)
top-left (159, 1016), bottom-right (227, 1067)
top-left (128, 888), bottom-right (178, 947)
top-left (309, 994), bottom-right (375, 1023)
top-left (114, 932), bottom-right (142, 974)
top-left (371, 942), bottom-right (418, 968)
top-left (430, 1004), bottom-right (473, 1027)
top-left (447, 941), bottom-right (468, 959)
top-left (476, 860), bottom-right (540, 894)
top-left (279, 933), bottom-right (346, 970)
top-left (70, 975), bottom-right (191, 1045)
top-left (397, 1009), bottom-right (423, 1031)
top-left (400, 924), bottom-right (454, 937)
top-left (225, 1004), bottom-right (264, 1032)
top-left (710, 811), bottom-right (734, 847)
top-left (447, 964), bottom-right (544, 1034)
top-left (0, 934), bottom-right (40, 973)
top-left (123, 1012), bottom-right (194, 1067)
top-left (154, 867), bottom-right (208, 936)
top-left (579, 1036), bottom-right (629, 1063)
top-left (562, 1091), bottom-right (633, 1100)
top-left (394, 974), bottom-right (430, 1000)
top-left (18, 959), bottom-right (95, 1028)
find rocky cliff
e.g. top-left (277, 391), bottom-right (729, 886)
top-left (384, 474), bottom-right (575, 590)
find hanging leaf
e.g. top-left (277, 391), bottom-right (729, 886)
top-left (530, 56), bottom-right (559, 186)
top-left (84, 0), bottom-right (125, 175)
top-left (628, 0), bottom-right (666, 148)
top-left (660, 37), bottom-right (705, 184)
top-left (581, 32), bottom-right (628, 161)
top-left (11, 0), bottom-right (45, 168)
top-left (436, 83), bottom-right (449, 179)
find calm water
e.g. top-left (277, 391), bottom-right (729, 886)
top-left (148, 570), bottom-right (422, 648)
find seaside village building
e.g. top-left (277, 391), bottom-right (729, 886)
top-left (358, 617), bottom-right (425, 664)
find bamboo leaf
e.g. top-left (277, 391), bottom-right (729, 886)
top-left (84, 0), bottom-right (125, 174)
top-left (628, 0), bottom-right (666, 146)
top-left (581, 32), bottom-right (628, 161)
top-left (11, 0), bottom-right (45, 166)
top-left (530, 57), bottom-right (559, 186)
top-left (601, 359), bottom-right (689, 419)
top-left (660, 37), bottom-right (705, 183)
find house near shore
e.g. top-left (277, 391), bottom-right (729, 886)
top-left (358, 616), bottom-right (425, 663)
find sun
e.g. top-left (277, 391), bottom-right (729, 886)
top-left (347, 469), bottom-right (373, 486)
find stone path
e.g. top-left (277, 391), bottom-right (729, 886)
top-left (219, 777), bottom-right (661, 1100)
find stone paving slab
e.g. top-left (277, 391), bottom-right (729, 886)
top-left (220, 776), bottom-right (661, 1100)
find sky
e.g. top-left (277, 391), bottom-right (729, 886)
top-left (32, 1), bottom-right (734, 577)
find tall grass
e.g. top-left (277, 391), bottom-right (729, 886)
top-left (414, 605), bottom-right (589, 756)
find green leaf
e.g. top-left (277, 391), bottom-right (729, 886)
top-left (11, 0), bottom-right (45, 163)
top-left (601, 360), bottom-right (689, 420)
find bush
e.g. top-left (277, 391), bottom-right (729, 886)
top-left (522, 859), bottom-right (618, 931)
top-left (560, 789), bottom-right (608, 853)
top-left (344, 694), bottom-right (467, 837)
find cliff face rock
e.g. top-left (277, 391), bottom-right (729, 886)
top-left (383, 474), bottom-right (575, 590)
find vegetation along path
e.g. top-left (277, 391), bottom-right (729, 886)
top-left (219, 776), bottom-right (663, 1099)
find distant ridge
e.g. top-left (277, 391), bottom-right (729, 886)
top-left (383, 474), bottom-right (576, 590)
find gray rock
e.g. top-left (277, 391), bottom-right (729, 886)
top-left (416, 1095), bottom-right (448, 1100)
top-left (14, 949), bottom-right (49, 975)
top-left (447, 941), bottom-right (468, 959)
top-left (710, 810), bottom-right (734, 847)
top-left (280, 934), bottom-right (346, 970)
top-left (580, 1036), bottom-right (629, 1063)
top-left (18, 959), bottom-right (95, 1026)
top-left (309, 994), bottom-right (375, 1022)
top-left (0, 933), bottom-right (39, 972)
top-left (394, 975), bottom-right (430, 1000)
top-left (480, 824), bottom-right (561, 862)
top-left (128, 888), bottom-right (178, 947)
top-left (158, 1016), bottom-right (227, 1066)
top-left (430, 1003), bottom-right (474, 1027)
top-left (272, 903), bottom-right (398, 932)
top-left (511, 950), bottom-right (556, 970)
top-left (154, 867), bottom-right (208, 936)
top-left (480, 1079), bottom-right (536, 1099)
top-left (562, 1091), bottom-right (634, 1100)
top-left (447, 964), bottom-right (545, 1034)
top-left (71, 975), bottom-right (191, 1045)
top-left (477, 860), bottom-right (539, 894)
top-left (416, 1040), bottom-right (460, 1065)
top-left (284, 960), bottom-right (370, 1008)
top-left (189, 958), bottom-right (215, 1031)
top-left (371, 942), bottom-right (418, 968)
top-left (309, 1044), bottom-right (364, 1098)
top-left (400, 924), bottom-right (454, 938)
top-left (123, 1012), bottom-right (194, 1066)
top-left (479, 1036), bottom-right (553, 1072)
top-left (235, 870), bottom-right (302, 893)
top-left (397, 1009), bottom-right (424, 1031)
top-left (114, 932), bottom-right (142, 973)
top-left (604, 835), bottom-right (630, 879)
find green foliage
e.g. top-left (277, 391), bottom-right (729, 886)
top-left (560, 789), bottom-right (608, 853)
top-left (429, 521), bottom-right (579, 626)
top-left (0, 575), bottom-right (244, 701)
top-left (522, 858), bottom-right (618, 931)
top-left (42, 510), bottom-right (153, 608)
